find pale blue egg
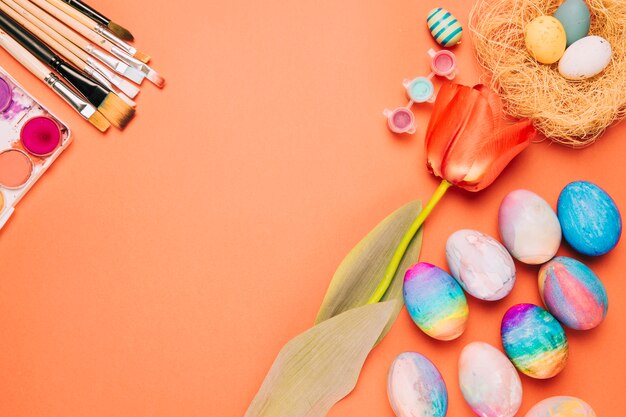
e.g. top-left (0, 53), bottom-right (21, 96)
top-left (557, 181), bottom-right (621, 256)
top-left (553, 0), bottom-right (591, 47)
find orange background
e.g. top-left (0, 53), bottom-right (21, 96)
top-left (0, 0), bottom-right (624, 415)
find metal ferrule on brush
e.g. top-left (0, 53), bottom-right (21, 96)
top-left (86, 57), bottom-right (122, 87)
top-left (93, 24), bottom-right (136, 55)
top-left (83, 65), bottom-right (113, 90)
top-left (111, 46), bottom-right (149, 75)
top-left (86, 44), bottom-right (131, 73)
top-left (44, 73), bottom-right (96, 119)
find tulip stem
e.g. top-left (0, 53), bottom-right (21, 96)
top-left (367, 179), bottom-right (452, 304)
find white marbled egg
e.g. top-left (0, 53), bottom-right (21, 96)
top-left (559, 36), bottom-right (612, 80)
top-left (388, 352), bottom-right (448, 417)
top-left (446, 229), bottom-right (516, 301)
top-left (499, 190), bottom-right (561, 265)
top-left (459, 342), bottom-right (523, 417)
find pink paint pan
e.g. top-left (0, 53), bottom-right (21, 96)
top-left (21, 116), bottom-right (61, 157)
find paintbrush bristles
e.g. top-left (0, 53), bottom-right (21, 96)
top-left (147, 69), bottom-right (165, 88)
top-left (98, 92), bottom-right (135, 129)
top-left (107, 21), bottom-right (133, 41)
top-left (88, 110), bottom-right (110, 132)
top-left (134, 49), bottom-right (150, 63)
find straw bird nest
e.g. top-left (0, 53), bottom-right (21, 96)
top-left (469, 0), bottom-right (626, 146)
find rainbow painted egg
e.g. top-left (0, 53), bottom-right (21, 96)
top-left (446, 229), bottom-right (516, 301)
top-left (539, 256), bottom-right (608, 330)
top-left (499, 189), bottom-right (561, 265)
top-left (403, 263), bottom-right (468, 341)
top-left (387, 352), bottom-right (448, 417)
top-left (525, 396), bottom-right (596, 417)
top-left (501, 303), bottom-right (568, 379)
top-left (557, 181), bottom-right (622, 256)
top-left (459, 342), bottom-right (522, 417)
top-left (427, 8), bottom-right (463, 47)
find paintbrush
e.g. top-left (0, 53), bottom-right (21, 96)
top-left (0, 30), bottom-right (109, 131)
top-left (2, 0), bottom-right (144, 85)
top-left (0, 0), bottom-right (139, 98)
top-left (57, 0), bottom-right (132, 41)
top-left (29, 0), bottom-right (149, 63)
top-left (0, 10), bottom-right (135, 128)
top-left (44, 0), bottom-right (134, 47)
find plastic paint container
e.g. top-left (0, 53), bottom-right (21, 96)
top-left (428, 49), bottom-right (457, 79)
top-left (384, 107), bottom-right (416, 134)
top-left (405, 77), bottom-right (435, 103)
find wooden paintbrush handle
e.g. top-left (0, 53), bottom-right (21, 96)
top-left (29, 0), bottom-right (116, 50)
top-left (7, 0), bottom-right (91, 50)
top-left (0, 0), bottom-right (88, 62)
top-left (0, 30), bottom-right (49, 81)
top-left (44, 0), bottom-right (97, 30)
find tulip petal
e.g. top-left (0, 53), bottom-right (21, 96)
top-left (440, 89), bottom-right (494, 182)
top-left (475, 84), bottom-right (503, 127)
top-left (425, 83), bottom-right (462, 177)
top-left (426, 85), bottom-right (480, 178)
top-left (459, 119), bottom-right (536, 192)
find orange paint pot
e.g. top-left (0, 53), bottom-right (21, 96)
top-left (0, 148), bottom-right (33, 189)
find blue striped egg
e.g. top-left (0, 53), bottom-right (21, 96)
top-left (557, 181), bottom-right (621, 256)
top-left (427, 8), bottom-right (463, 47)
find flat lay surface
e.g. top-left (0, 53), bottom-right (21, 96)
top-left (0, 0), bottom-right (624, 416)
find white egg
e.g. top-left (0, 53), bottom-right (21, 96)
top-left (498, 190), bottom-right (561, 265)
top-left (459, 342), bottom-right (523, 417)
top-left (559, 36), bottom-right (612, 80)
top-left (446, 229), bottom-right (516, 301)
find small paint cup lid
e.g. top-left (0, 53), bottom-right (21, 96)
top-left (0, 148), bottom-right (33, 189)
top-left (21, 116), bottom-right (61, 157)
top-left (430, 50), bottom-right (457, 77)
top-left (0, 78), bottom-right (12, 113)
top-left (386, 107), bottom-right (416, 134)
top-left (406, 77), bottom-right (435, 103)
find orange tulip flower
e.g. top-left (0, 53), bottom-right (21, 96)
top-left (425, 82), bottom-right (536, 192)
top-left (369, 82), bottom-right (536, 303)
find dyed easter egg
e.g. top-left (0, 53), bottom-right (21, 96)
top-left (446, 229), bottom-right (516, 301)
top-left (559, 36), bottom-right (612, 80)
top-left (501, 304), bottom-right (568, 379)
top-left (403, 263), bottom-right (468, 341)
top-left (459, 342), bottom-right (522, 417)
top-left (525, 396), bottom-right (596, 417)
top-left (499, 189), bottom-right (561, 265)
top-left (557, 181), bottom-right (621, 256)
top-left (525, 16), bottom-right (567, 64)
top-left (427, 8), bottom-right (463, 47)
top-left (539, 256), bottom-right (608, 330)
top-left (388, 352), bottom-right (448, 417)
top-left (553, 0), bottom-right (590, 47)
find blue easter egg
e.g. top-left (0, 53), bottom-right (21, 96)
top-left (553, 0), bottom-right (591, 47)
top-left (557, 181), bottom-right (621, 256)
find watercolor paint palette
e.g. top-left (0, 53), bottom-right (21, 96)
top-left (0, 65), bottom-right (71, 230)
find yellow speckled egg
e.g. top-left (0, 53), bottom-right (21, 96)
top-left (525, 16), bottom-right (567, 64)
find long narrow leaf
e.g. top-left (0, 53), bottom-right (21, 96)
top-left (315, 200), bottom-right (423, 339)
top-left (245, 301), bottom-right (396, 417)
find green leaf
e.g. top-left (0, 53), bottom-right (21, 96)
top-left (314, 200), bottom-right (423, 339)
top-left (244, 301), bottom-right (396, 417)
